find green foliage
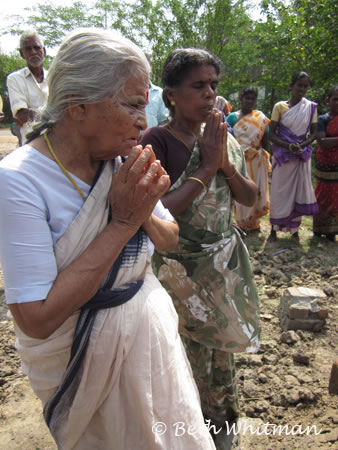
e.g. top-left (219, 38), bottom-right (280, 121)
top-left (15, 2), bottom-right (98, 48)
top-left (254, 0), bottom-right (338, 114)
top-left (0, 53), bottom-right (25, 122)
top-left (0, 0), bottom-right (336, 116)
top-left (0, 53), bottom-right (24, 95)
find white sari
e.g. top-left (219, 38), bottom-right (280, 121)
top-left (14, 161), bottom-right (215, 450)
top-left (270, 98), bottom-right (318, 233)
top-left (280, 97), bottom-right (314, 135)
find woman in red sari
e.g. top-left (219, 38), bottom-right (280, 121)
top-left (313, 85), bottom-right (338, 242)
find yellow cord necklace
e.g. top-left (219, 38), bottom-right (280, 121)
top-left (167, 123), bottom-right (200, 154)
top-left (43, 131), bottom-right (86, 201)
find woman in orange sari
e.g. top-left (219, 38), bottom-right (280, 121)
top-left (313, 85), bottom-right (338, 242)
top-left (227, 86), bottom-right (270, 231)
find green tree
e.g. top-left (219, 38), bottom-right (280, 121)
top-left (18, 2), bottom-right (97, 48)
top-left (1, 0), bottom-right (261, 95)
top-left (255, 0), bottom-right (338, 113)
top-left (1, 0), bottom-right (336, 116)
top-left (0, 53), bottom-right (25, 122)
top-left (102, 0), bottom-right (255, 95)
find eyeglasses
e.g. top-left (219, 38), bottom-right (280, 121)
top-left (22, 45), bottom-right (43, 52)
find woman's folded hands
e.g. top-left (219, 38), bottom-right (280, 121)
top-left (109, 145), bottom-right (170, 231)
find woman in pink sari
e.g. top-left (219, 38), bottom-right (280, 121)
top-left (268, 71), bottom-right (318, 242)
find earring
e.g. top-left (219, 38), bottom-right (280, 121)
top-left (170, 100), bottom-right (176, 106)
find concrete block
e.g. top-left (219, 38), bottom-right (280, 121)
top-left (278, 287), bottom-right (327, 331)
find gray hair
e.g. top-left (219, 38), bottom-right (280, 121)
top-left (20, 29), bottom-right (44, 49)
top-left (215, 95), bottom-right (226, 111)
top-left (27, 28), bottom-right (150, 141)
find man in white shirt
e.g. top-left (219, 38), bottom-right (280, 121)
top-left (7, 30), bottom-right (48, 144)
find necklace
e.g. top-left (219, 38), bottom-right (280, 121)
top-left (167, 123), bottom-right (199, 154)
top-left (43, 131), bottom-right (87, 201)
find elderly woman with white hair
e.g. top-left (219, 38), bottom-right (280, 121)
top-left (0, 29), bottom-right (215, 450)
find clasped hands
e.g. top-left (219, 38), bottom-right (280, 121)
top-left (109, 145), bottom-right (170, 230)
top-left (199, 108), bottom-right (234, 176)
top-left (289, 142), bottom-right (303, 155)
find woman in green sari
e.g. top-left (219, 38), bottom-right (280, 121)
top-left (140, 48), bottom-right (260, 441)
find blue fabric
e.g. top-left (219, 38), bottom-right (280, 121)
top-left (144, 82), bottom-right (169, 130)
top-left (216, 109), bottom-right (235, 136)
top-left (82, 230), bottom-right (146, 310)
top-left (317, 113), bottom-right (332, 133)
top-left (44, 226), bottom-right (147, 427)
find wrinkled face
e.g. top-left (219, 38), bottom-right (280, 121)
top-left (328, 91), bottom-right (338, 116)
top-left (290, 77), bottom-right (310, 102)
top-left (20, 37), bottom-right (45, 69)
top-left (169, 64), bottom-right (219, 123)
top-left (84, 71), bottom-right (149, 160)
top-left (240, 93), bottom-right (257, 114)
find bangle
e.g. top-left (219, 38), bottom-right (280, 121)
top-left (186, 176), bottom-right (208, 191)
top-left (224, 166), bottom-right (237, 180)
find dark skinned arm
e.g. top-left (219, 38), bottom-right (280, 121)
top-left (15, 108), bottom-right (39, 127)
top-left (316, 131), bottom-right (338, 150)
top-left (269, 120), bottom-right (289, 149)
top-left (9, 147), bottom-right (171, 339)
top-left (299, 122), bottom-right (317, 148)
top-left (261, 132), bottom-right (270, 153)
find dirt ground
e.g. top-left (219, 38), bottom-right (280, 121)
top-left (0, 134), bottom-right (337, 449)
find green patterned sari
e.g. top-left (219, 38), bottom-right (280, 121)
top-left (153, 134), bottom-right (260, 353)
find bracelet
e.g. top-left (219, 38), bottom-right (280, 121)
top-left (186, 176), bottom-right (208, 191)
top-left (224, 166), bottom-right (237, 180)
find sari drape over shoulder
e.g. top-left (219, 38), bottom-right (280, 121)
top-left (231, 110), bottom-right (271, 230)
top-left (13, 160), bottom-right (215, 450)
top-left (153, 134), bottom-right (260, 354)
top-left (271, 98), bottom-right (316, 167)
top-left (270, 98), bottom-right (318, 233)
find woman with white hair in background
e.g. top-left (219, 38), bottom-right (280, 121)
top-left (0, 29), bottom-right (215, 450)
top-left (215, 95), bottom-right (232, 118)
